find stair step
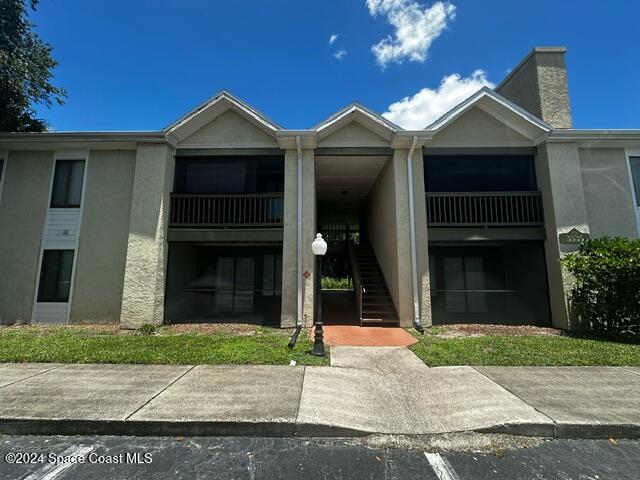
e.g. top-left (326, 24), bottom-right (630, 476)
top-left (353, 242), bottom-right (398, 323)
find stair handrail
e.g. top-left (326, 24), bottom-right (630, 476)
top-left (346, 236), bottom-right (363, 323)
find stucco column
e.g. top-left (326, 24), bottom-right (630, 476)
top-left (536, 141), bottom-right (590, 329)
top-left (301, 149), bottom-right (316, 327)
top-left (410, 148), bottom-right (432, 327)
top-left (120, 143), bottom-right (175, 328)
top-left (391, 148), bottom-right (431, 327)
top-left (280, 149), bottom-right (298, 327)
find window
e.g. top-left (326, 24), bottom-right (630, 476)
top-left (630, 157), bottom-right (640, 208)
top-left (51, 160), bottom-right (85, 208)
top-left (0, 158), bottom-right (4, 184)
top-left (424, 155), bottom-right (537, 192)
top-left (37, 250), bottom-right (74, 302)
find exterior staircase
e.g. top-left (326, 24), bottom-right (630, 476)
top-left (353, 243), bottom-right (398, 326)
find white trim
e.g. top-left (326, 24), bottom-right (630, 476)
top-left (406, 136), bottom-right (421, 329)
top-left (65, 151), bottom-right (89, 324)
top-left (625, 148), bottom-right (640, 236)
top-left (0, 149), bottom-right (7, 204)
top-left (32, 150), bottom-right (89, 324)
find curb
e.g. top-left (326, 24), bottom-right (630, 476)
top-left (1, 419), bottom-right (640, 439)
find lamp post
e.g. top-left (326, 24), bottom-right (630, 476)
top-left (310, 233), bottom-right (327, 357)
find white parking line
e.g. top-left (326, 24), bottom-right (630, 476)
top-left (25, 446), bottom-right (94, 480)
top-left (425, 452), bottom-right (460, 480)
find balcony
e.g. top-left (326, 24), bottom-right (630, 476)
top-left (426, 191), bottom-right (544, 227)
top-left (169, 193), bottom-right (284, 228)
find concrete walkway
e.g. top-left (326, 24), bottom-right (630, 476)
top-left (0, 353), bottom-right (639, 438)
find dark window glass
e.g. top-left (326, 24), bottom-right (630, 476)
top-left (630, 157), bottom-right (640, 207)
top-left (0, 159), bottom-right (4, 184)
top-left (51, 160), bottom-right (85, 208)
top-left (173, 157), bottom-right (284, 194)
top-left (424, 155), bottom-right (537, 192)
top-left (37, 250), bottom-right (74, 302)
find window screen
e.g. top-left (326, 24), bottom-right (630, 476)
top-left (173, 157), bottom-right (284, 194)
top-left (630, 157), bottom-right (640, 207)
top-left (37, 250), bottom-right (74, 302)
top-left (424, 155), bottom-right (537, 192)
top-left (51, 160), bottom-right (85, 208)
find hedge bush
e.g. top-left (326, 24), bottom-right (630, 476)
top-left (562, 237), bottom-right (640, 335)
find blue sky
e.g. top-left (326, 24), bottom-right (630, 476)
top-left (32, 0), bottom-right (640, 131)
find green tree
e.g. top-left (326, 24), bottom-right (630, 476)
top-left (0, 0), bottom-right (66, 132)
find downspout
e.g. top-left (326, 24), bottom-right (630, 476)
top-left (288, 135), bottom-right (304, 347)
top-left (406, 135), bottom-right (424, 334)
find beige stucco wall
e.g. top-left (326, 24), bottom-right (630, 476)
top-left (365, 149), bottom-right (430, 327)
top-left (429, 107), bottom-right (530, 147)
top-left (70, 150), bottom-right (136, 324)
top-left (180, 109), bottom-right (278, 148)
top-left (410, 148), bottom-right (432, 327)
top-left (280, 148), bottom-right (298, 327)
top-left (0, 151), bottom-right (52, 325)
top-left (120, 144), bottom-right (175, 328)
top-left (301, 149), bottom-right (317, 327)
top-left (579, 148), bottom-right (638, 238)
top-left (318, 121), bottom-right (389, 148)
top-left (536, 142), bottom-right (590, 329)
top-left (365, 157), bottom-right (399, 314)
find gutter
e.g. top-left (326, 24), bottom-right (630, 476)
top-left (289, 135), bottom-right (304, 347)
top-left (406, 135), bottom-right (424, 334)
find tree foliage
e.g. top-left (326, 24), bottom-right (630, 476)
top-left (0, 0), bottom-right (66, 131)
top-left (562, 237), bottom-right (640, 336)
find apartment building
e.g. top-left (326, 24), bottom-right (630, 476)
top-left (0, 47), bottom-right (638, 330)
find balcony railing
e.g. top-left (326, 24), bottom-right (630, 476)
top-left (426, 191), bottom-right (544, 227)
top-left (169, 193), bottom-right (284, 228)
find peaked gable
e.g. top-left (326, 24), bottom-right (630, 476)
top-left (430, 106), bottom-right (531, 147)
top-left (180, 109), bottom-right (279, 148)
top-left (318, 120), bottom-right (391, 148)
top-left (167, 91), bottom-right (281, 145)
top-left (427, 87), bottom-right (551, 145)
top-left (315, 103), bottom-right (399, 144)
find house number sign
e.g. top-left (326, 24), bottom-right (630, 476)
top-left (558, 228), bottom-right (590, 244)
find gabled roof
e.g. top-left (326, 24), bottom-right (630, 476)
top-left (313, 102), bottom-right (401, 141)
top-left (426, 87), bottom-right (551, 142)
top-left (165, 90), bottom-right (282, 142)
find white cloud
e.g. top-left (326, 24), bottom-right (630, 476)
top-left (367, 0), bottom-right (456, 67)
top-left (334, 49), bottom-right (347, 60)
top-left (382, 70), bottom-right (494, 129)
top-left (329, 34), bottom-right (339, 45)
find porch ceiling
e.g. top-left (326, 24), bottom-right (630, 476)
top-left (315, 156), bottom-right (387, 200)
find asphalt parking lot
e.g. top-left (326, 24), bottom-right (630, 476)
top-left (1, 435), bottom-right (639, 479)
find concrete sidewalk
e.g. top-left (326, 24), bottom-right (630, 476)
top-left (0, 349), bottom-right (638, 438)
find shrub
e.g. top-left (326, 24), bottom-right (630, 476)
top-left (562, 237), bottom-right (640, 335)
top-left (136, 324), bottom-right (159, 335)
top-left (321, 277), bottom-right (352, 290)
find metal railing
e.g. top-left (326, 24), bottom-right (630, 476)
top-left (426, 191), bottom-right (544, 226)
top-left (320, 223), bottom-right (360, 244)
top-left (169, 193), bottom-right (284, 227)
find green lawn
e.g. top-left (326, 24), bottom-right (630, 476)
top-left (410, 333), bottom-right (640, 366)
top-left (0, 327), bottom-right (328, 366)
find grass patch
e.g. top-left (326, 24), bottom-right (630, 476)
top-left (410, 334), bottom-right (640, 366)
top-left (0, 327), bottom-right (328, 366)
